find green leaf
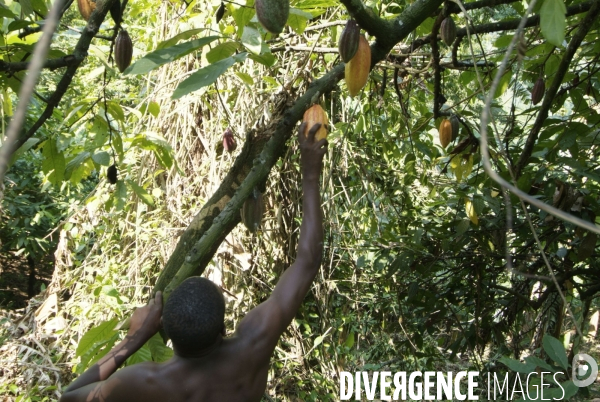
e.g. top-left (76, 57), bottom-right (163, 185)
top-left (64, 151), bottom-right (91, 180)
top-left (344, 332), bottom-right (355, 348)
top-left (76, 319), bottom-right (118, 357)
top-left (248, 53), bottom-right (275, 67)
top-left (126, 344), bottom-right (152, 365)
top-left (206, 42), bottom-right (238, 63)
top-left (0, 4), bottom-right (17, 18)
top-left (241, 26), bottom-right (262, 54)
top-left (127, 180), bottom-right (154, 206)
top-left (560, 381), bottom-right (579, 399)
top-left (172, 53), bottom-right (247, 99)
top-left (524, 355), bottom-right (557, 372)
top-left (287, 8), bottom-right (312, 34)
top-left (92, 151), bottom-right (110, 166)
top-left (235, 71), bottom-right (254, 85)
top-left (232, 4), bottom-right (255, 33)
top-left (540, 0), bottom-right (566, 46)
top-left (115, 181), bottom-right (127, 211)
top-left (126, 36), bottom-right (220, 75)
top-left (499, 356), bottom-right (537, 373)
top-left (494, 71), bottom-right (512, 98)
top-left (8, 137), bottom-right (39, 169)
top-left (147, 333), bottom-right (173, 362)
top-left (313, 335), bottom-right (323, 347)
top-left (42, 138), bottom-right (65, 185)
top-left (156, 28), bottom-right (206, 49)
top-left (542, 334), bottom-right (568, 370)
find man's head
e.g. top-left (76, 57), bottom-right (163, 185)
top-left (162, 277), bottom-right (225, 354)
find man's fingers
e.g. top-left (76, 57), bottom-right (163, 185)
top-left (306, 123), bottom-right (321, 141)
top-left (155, 291), bottom-right (163, 306)
top-left (298, 122), bottom-right (307, 140)
top-left (314, 138), bottom-right (328, 149)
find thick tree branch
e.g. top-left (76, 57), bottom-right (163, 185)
top-left (515, 0), bottom-right (600, 178)
top-left (0, 55), bottom-right (78, 73)
top-left (455, 0), bottom-right (594, 39)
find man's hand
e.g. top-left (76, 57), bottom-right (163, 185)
top-left (128, 291), bottom-right (163, 340)
top-left (298, 122), bottom-right (328, 182)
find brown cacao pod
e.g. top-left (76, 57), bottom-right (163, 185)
top-left (450, 115), bottom-right (459, 139)
top-left (439, 119), bottom-right (452, 148)
top-left (255, 0), bottom-right (289, 34)
top-left (107, 164), bottom-right (118, 184)
top-left (531, 77), bottom-right (545, 105)
top-left (216, 2), bottom-right (225, 23)
top-left (241, 188), bottom-right (264, 233)
top-left (223, 127), bottom-right (236, 152)
top-left (345, 35), bottom-right (371, 98)
top-left (339, 20), bottom-right (360, 63)
top-left (302, 104), bottom-right (328, 141)
top-left (115, 30), bottom-right (133, 73)
top-left (440, 17), bottom-right (456, 46)
top-left (77, 0), bottom-right (96, 20)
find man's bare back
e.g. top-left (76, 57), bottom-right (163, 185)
top-left (59, 122), bottom-right (327, 402)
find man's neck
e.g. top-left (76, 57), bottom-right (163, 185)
top-left (173, 335), bottom-right (223, 359)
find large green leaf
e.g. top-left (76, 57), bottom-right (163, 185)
top-left (542, 334), bottom-right (568, 370)
top-left (41, 138), bottom-right (65, 185)
top-left (540, 0), bottom-right (566, 46)
top-left (172, 53), bottom-right (247, 99)
top-left (499, 356), bottom-right (537, 373)
top-left (156, 28), bottom-right (206, 49)
top-left (76, 319), bottom-right (119, 357)
top-left (126, 36), bottom-right (220, 75)
top-left (127, 180), bottom-right (154, 206)
top-left (206, 41), bottom-right (238, 63)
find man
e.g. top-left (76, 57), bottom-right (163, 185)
top-left (60, 122), bottom-right (327, 402)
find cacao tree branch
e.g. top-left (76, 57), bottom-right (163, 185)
top-left (455, 0), bottom-right (594, 39)
top-left (515, 0), bottom-right (600, 178)
top-left (152, 0), bottom-right (446, 299)
top-left (11, 0), bottom-right (119, 153)
top-left (0, 55), bottom-right (79, 73)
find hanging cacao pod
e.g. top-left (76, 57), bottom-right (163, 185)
top-left (439, 119), bottom-right (452, 148)
top-left (255, 0), bottom-right (289, 34)
top-left (241, 188), bottom-right (264, 233)
top-left (531, 77), bottom-right (545, 105)
top-left (339, 20), bottom-right (360, 63)
top-left (107, 164), bottom-right (118, 184)
top-left (450, 115), bottom-right (459, 139)
top-left (223, 128), bottom-right (236, 152)
top-left (215, 2), bottom-right (225, 23)
top-left (110, 0), bottom-right (121, 25)
top-left (345, 35), bottom-right (371, 98)
top-left (302, 104), bottom-right (328, 141)
top-left (115, 30), bottom-right (133, 73)
top-left (440, 17), bottom-right (456, 46)
top-left (77, 0), bottom-right (96, 20)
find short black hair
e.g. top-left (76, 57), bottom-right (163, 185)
top-left (162, 277), bottom-right (225, 353)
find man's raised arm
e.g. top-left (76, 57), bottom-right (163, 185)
top-left (236, 122), bottom-right (327, 348)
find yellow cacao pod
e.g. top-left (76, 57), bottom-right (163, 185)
top-left (302, 104), bottom-right (328, 141)
top-left (439, 119), bottom-right (452, 148)
top-left (77, 0), bottom-right (96, 20)
top-left (345, 35), bottom-right (371, 98)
